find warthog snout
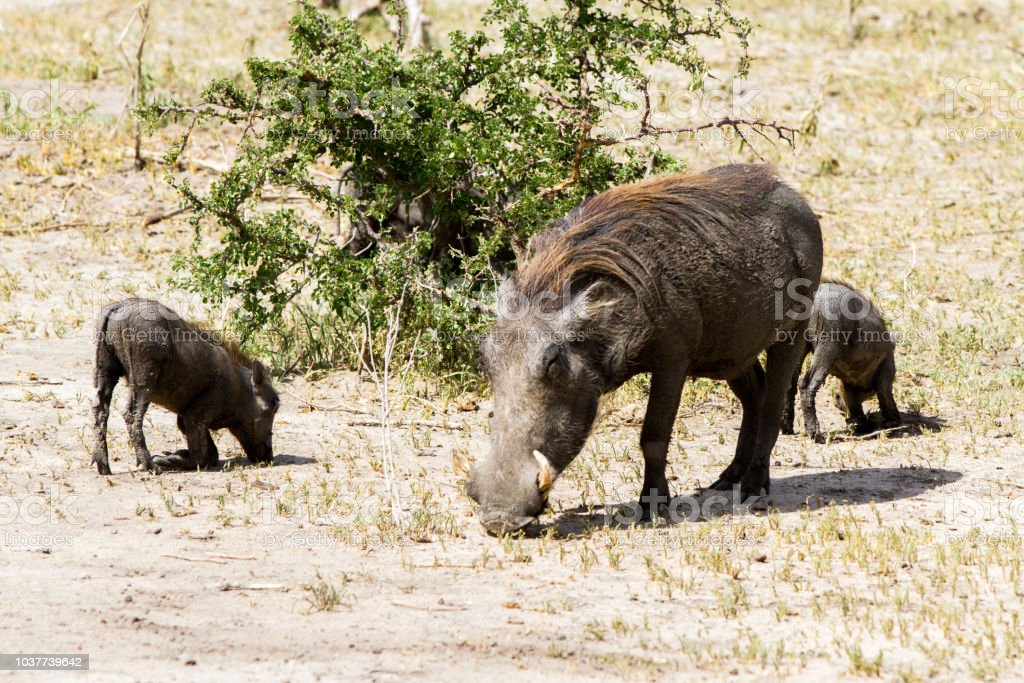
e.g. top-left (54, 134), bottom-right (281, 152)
top-left (467, 450), bottom-right (558, 535)
top-left (476, 507), bottom-right (537, 535)
top-left (245, 440), bottom-right (274, 464)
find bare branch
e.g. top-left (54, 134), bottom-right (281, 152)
top-left (588, 117), bottom-right (798, 147)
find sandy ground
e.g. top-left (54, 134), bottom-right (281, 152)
top-left (0, 225), bottom-right (1020, 681)
top-left (2, 0), bottom-right (1024, 681)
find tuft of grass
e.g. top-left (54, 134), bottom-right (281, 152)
top-left (302, 571), bottom-right (347, 613)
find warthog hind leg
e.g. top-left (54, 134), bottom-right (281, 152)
top-left (799, 343), bottom-right (839, 443)
top-left (741, 338), bottom-right (809, 501)
top-left (710, 362), bottom-right (765, 491)
top-left (122, 386), bottom-right (156, 472)
top-left (92, 366), bottom-right (119, 475)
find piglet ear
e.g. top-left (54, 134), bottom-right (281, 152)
top-left (251, 361), bottom-right (267, 386)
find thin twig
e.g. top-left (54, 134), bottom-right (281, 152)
top-left (219, 582), bottom-right (289, 592)
top-left (143, 206), bottom-right (191, 227)
top-left (280, 386), bottom-right (372, 414)
top-left (161, 554), bottom-right (228, 565)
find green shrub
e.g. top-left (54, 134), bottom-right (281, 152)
top-left (145, 0), bottom-right (789, 379)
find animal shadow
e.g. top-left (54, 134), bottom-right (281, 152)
top-left (153, 450), bottom-right (316, 472)
top-left (823, 411), bottom-right (947, 442)
top-left (543, 466), bottom-right (962, 535)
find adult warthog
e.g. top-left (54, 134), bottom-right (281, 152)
top-left (91, 298), bottom-right (280, 474)
top-left (466, 164), bottom-right (823, 533)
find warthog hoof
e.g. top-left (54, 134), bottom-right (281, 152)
top-left (780, 412), bottom-right (795, 435)
top-left (740, 488), bottom-right (769, 511)
top-left (707, 477), bottom-right (738, 492)
top-left (847, 418), bottom-right (872, 435)
top-left (637, 501), bottom-right (672, 524)
top-left (94, 458), bottom-right (111, 476)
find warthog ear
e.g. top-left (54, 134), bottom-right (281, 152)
top-left (559, 279), bottom-right (620, 330)
top-left (251, 361), bottom-right (267, 386)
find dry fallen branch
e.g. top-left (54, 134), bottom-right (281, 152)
top-left (129, 147), bottom-right (230, 173)
top-left (160, 554), bottom-right (228, 565)
top-left (143, 207), bottom-right (190, 227)
top-left (0, 221), bottom-right (120, 236)
top-left (391, 600), bottom-right (469, 612)
top-left (343, 418), bottom-right (464, 430)
top-left (219, 582), bottom-right (290, 592)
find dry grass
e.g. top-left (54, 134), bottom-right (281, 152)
top-left (0, 0), bottom-right (1022, 680)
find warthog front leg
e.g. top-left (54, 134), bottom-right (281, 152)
top-left (154, 419), bottom-right (218, 471)
top-left (709, 362), bottom-right (765, 491)
top-left (838, 382), bottom-right (869, 432)
top-left (799, 343), bottom-right (839, 443)
top-left (874, 353), bottom-right (901, 428)
top-left (637, 365), bottom-right (688, 522)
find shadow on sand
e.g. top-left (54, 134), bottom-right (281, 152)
top-left (816, 410), bottom-right (947, 443)
top-left (225, 453), bottom-right (317, 469)
top-left (150, 450), bottom-right (317, 473)
top-left (542, 466), bottom-right (962, 536)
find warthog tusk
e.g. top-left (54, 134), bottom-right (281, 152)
top-left (533, 450), bottom-right (556, 495)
